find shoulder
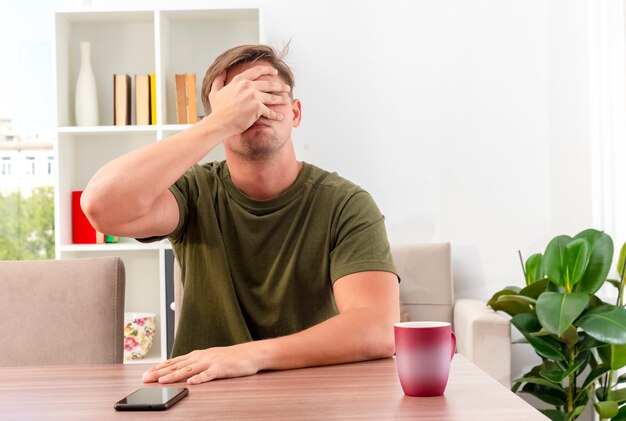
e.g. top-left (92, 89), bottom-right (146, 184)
top-left (304, 163), bottom-right (365, 198)
top-left (303, 163), bottom-right (383, 222)
top-left (179, 161), bottom-right (228, 182)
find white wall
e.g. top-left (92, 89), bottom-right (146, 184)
top-left (261, 0), bottom-right (596, 394)
top-left (264, 0), bottom-right (592, 298)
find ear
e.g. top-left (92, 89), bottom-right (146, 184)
top-left (291, 99), bottom-right (302, 128)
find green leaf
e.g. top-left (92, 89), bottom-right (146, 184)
top-left (578, 305), bottom-right (626, 344)
top-left (511, 313), bottom-right (567, 361)
top-left (519, 278), bottom-right (550, 299)
top-left (573, 350), bottom-right (592, 376)
top-left (560, 325), bottom-right (579, 348)
top-left (608, 387), bottom-right (626, 403)
top-left (513, 376), bottom-right (560, 388)
top-left (536, 292), bottom-right (589, 335)
top-left (578, 333), bottom-right (604, 350)
top-left (526, 253), bottom-right (544, 285)
top-left (598, 344), bottom-right (626, 370)
top-left (608, 279), bottom-right (622, 290)
top-left (487, 288), bottom-right (520, 308)
top-left (489, 300), bottom-right (533, 317)
top-left (580, 365), bottom-right (610, 393)
top-left (544, 235), bottom-right (572, 288)
top-left (589, 294), bottom-right (605, 308)
top-left (595, 401), bottom-right (619, 419)
top-left (565, 238), bottom-right (590, 287)
top-left (521, 383), bottom-right (567, 405)
top-left (496, 295), bottom-right (537, 305)
top-left (540, 355), bottom-right (588, 384)
top-left (573, 391), bottom-right (590, 409)
top-left (617, 373), bottom-right (626, 384)
top-left (612, 405), bottom-right (626, 421)
top-left (540, 409), bottom-right (566, 421)
top-left (539, 367), bottom-right (566, 384)
top-left (618, 241), bottom-right (626, 279)
top-left (574, 229), bottom-right (613, 294)
top-left (570, 405), bottom-right (586, 420)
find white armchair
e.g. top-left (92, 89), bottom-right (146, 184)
top-left (393, 243), bottom-right (511, 386)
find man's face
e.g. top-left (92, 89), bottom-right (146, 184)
top-left (223, 60), bottom-right (301, 161)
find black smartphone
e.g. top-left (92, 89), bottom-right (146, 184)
top-left (114, 387), bottom-right (189, 411)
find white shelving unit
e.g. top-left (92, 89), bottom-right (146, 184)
top-left (53, 6), bottom-right (261, 364)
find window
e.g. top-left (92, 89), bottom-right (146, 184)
top-left (47, 156), bottom-right (53, 175)
top-left (1, 157), bottom-right (10, 175)
top-left (24, 156), bottom-right (35, 175)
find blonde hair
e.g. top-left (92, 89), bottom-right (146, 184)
top-left (201, 44), bottom-right (294, 114)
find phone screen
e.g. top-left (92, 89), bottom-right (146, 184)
top-left (114, 387), bottom-right (189, 411)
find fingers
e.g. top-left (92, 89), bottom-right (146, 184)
top-left (260, 106), bottom-right (284, 121)
top-left (257, 92), bottom-right (291, 106)
top-left (142, 355), bottom-right (194, 383)
top-left (157, 364), bottom-right (198, 384)
top-left (211, 71), bottom-right (226, 94)
top-left (251, 80), bottom-right (291, 94)
top-left (187, 368), bottom-right (217, 385)
top-left (232, 65), bottom-right (278, 83)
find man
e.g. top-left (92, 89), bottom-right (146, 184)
top-left (81, 45), bottom-right (399, 385)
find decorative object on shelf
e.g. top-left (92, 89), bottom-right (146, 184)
top-left (135, 74), bottom-right (151, 125)
top-left (71, 191), bottom-right (120, 244)
top-left (487, 229), bottom-right (626, 421)
top-left (174, 73), bottom-right (197, 124)
top-left (113, 74), bottom-right (131, 125)
top-left (124, 312), bottom-right (157, 361)
top-left (74, 41), bottom-right (99, 126)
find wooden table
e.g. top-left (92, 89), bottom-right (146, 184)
top-left (0, 354), bottom-right (545, 420)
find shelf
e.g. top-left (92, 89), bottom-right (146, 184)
top-left (161, 124), bottom-right (192, 131)
top-left (54, 5), bottom-right (262, 364)
top-left (58, 126), bottom-right (158, 135)
top-left (59, 241), bottom-right (165, 253)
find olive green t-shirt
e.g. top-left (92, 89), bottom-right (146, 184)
top-left (142, 161), bottom-right (397, 357)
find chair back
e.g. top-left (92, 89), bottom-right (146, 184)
top-left (392, 243), bottom-right (454, 324)
top-left (0, 257), bottom-right (125, 366)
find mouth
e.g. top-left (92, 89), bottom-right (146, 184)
top-left (248, 119), bottom-right (270, 130)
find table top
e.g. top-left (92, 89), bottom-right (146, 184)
top-left (0, 354), bottom-right (545, 420)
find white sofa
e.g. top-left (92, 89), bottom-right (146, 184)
top-left (393, 243), bottom-right (511, 386)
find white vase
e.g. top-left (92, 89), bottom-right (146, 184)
top-left (75, 42), bottom-right (99, 126)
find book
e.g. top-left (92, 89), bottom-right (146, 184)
top-left (175, 73), bottom-right (187, 124)
top-left (150, 72), bottom-right (157, 125)
top-left (174, 73), bottom-right (198, 124)
top-left (135, 74), bottom-right (151, 125)
top-left (113, 74), bottom-right (131, 125)
top-left (185, 73), bottom-right (197, 124)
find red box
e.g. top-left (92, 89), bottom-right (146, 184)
top-left (72, 190), bottom-right (99, 244)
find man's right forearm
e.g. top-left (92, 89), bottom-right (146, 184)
top-left (81, 116), bottom-right (228, 233)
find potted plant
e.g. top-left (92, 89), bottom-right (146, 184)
top-left (488, 228), bottom-right (626, 421)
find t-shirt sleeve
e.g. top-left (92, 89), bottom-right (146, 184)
top-left (135, 170), bottom-right (192, 244)
top-left (329, 190), bottom-right (398, 283)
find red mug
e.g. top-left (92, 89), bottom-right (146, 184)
top-left (394, 321), bottom-right (456, 396)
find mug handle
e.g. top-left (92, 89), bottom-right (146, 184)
top-left (450, 331), bottom-right (456, 360)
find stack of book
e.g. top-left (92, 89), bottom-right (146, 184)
top-left (114, 73), bottom-right (156, 125)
